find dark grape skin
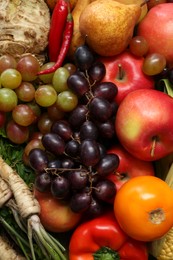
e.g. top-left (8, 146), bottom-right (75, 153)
top-left (51, 175), bottom-right (70, 199)
top-left (48, 159), bottom-right (62, 169)
top-left (61, 158), bottom-right (75, 169)
top-left (68, 170), bottom-right (88, 190)
top-left (96, 119), bottom-right (116, 139)
top-left (68, 104), bottom-right (88, 130)
top-left (74, 45), bottom-right (95, 71)
top-left (29, 148), bottom-right (49, 172)
top-left (89, 97), bottom-right (113, 122)
top-left (42, 133), bottom-right (65, 156)
top-left (85, 197), bottom-right (105, 219)
top-left (93, 82), bottom-right (118, 101)
top-left (51, 120), bottom-right (72, 141)
top-left (80, 139), bottom-right (101, 167)
top-left (94, 179), bottom-right (116, 202)
top-left (88, 61), bottom-right (106, 83)
top-left (94, 154), bottom-right (120, 177)
top-left (79, 120), bottom-right (98, 141)
top-left (65, 139), bottom-right (80, 157)
top-left (70, 191), bottom-right (92, 213)
top-left (34, 172), bottom-right (52, 192)
top-left (67, 72), bottom-right (89, 96)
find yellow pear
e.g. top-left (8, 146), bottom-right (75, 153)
top-left (79, 0), bottom-right (141, 57)
top-left (90, 0), bottom-right (148, 23)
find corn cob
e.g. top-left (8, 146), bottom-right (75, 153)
top-left (150, 158), bottom-right (173, 259)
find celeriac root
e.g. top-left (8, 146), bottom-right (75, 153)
top-left (0, 157), bottom-right (40, 219)
top-left (0, 235), bottom-right (26, 260)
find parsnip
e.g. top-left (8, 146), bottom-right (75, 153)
top-left (0, 235), bottom-right (26, 260)
top-left (67, 0), bottom-right (91, 59)
top-left (0, 157), bottom-right (66, 260)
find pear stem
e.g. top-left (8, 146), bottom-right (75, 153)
top-left (140, 0), bottom-right (149, 7)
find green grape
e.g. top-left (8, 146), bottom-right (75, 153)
top-left (12, 104), bottom-right (37, 126)
top-left (0, 88), bottom-right (18, 112)
top-left (63, 63), bottom-right (76, 75)
top-left (52, 67), bottom-right (70, 92)
top-left (129, 36), bottom-right (149, 57)
top-left (0, 54), bottom-right (17, 74)
top-left (56, 90), bottom-right (78, 112)
top-left (142, 53), bottom-right (167, 76)
top-left (16, 54), bottom-right (40, 82)
top-left (1, 68), bottom-right (22, 89)
top-left (38, 62), bottom-right (55, 83)
top-left (15, 82), bottom-right (35, 102)
top-left (35, 84), bottom-right (57, 107)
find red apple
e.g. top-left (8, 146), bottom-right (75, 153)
top-left (100, 51), bottom-right (155, 105)
top-left (34, 189), bottom-right (82, 233)
top-left (137, 3), bottom-right (173, 67)
top-left (107, 144), bottom-right (155, 191)
top-left (115, 89), bottom-right (173, 161)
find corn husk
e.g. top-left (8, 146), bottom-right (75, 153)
top-left (150, 154), bottom-right (173, 259)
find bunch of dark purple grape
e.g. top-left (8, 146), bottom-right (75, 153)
top-left (29, 45), bottom-right (120, 218)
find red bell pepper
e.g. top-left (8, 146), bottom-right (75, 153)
top-left (69, 211), bottom-right (148, 260)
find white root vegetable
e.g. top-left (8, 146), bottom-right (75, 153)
top-left (0, 235), bottom-right (26, 260)
top-left (0, 157), bottom-right (67, 260)
top-left (0, 176), bottom-right (13, 208)
top-left (0, 157), bottom-right (40, 219)
top-left (0, 0), bottom-right (50, 62)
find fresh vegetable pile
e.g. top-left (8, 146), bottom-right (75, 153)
top-left (0, 0), bottom-right (173, 259)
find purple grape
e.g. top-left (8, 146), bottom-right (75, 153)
top-left (80, 139), bottom-right (101, 167)
top-left (51, 175), bottom-right (70, 199)
top-left (65, 139), bottom-right (80, 157)
top-left (95, 153), bottom-right (119, 177)
top-left (70, 191), bottom-right (92, 213)
top-left (89, 97), bottom-right (113, 122)
top-left (34, 172), bottom-right (52, 192)
top-left (93, 82), bottom-right (118, 101)
top-left (88, 61), bottom-right (106, 82)
top-left (42, 133), bottom-right (65, 156)
top-left (79, 120), bottom-right (98, 140)
top-left (67, 72), bottom-right (90, 96)
top-left (74, 45), bottom-right (95, 71)
top-left (68, 170), bottom-right (88, 189)
top-left (94, 179), bottom-right (116, 202)
top-left (96, 119), bottom-right (115, 139)
top-left (51, 120), bottom-right (72, 141)
top-left (68, 105), bottom-right (88, 130)
top-left (48, 159), bottom-right (62, 169)
top-left (29, 148), bottom-right (49, 172)
top-left (85, 197), bottom-right (104, 218)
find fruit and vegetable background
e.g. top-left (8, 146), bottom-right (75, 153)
top-left (0, 0), bottom-right (173, 259)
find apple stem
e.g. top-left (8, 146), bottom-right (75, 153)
top-left (150, 136), bottom-right (157, 157)
top-left (118, 64), bottom-right (124, 80)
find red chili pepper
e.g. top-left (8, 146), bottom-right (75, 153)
top-left (38, 4), bottom-right (73, 76)
top-left (48, 0), bottom-right (69, 62)
top-left (69, 211), bottom-right (148, 260)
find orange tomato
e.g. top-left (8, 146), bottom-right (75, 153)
top-left (114, 175), bottom-right (173, 241)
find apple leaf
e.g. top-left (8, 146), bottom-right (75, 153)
top-left (158, 79), bottom-right (173, 98)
